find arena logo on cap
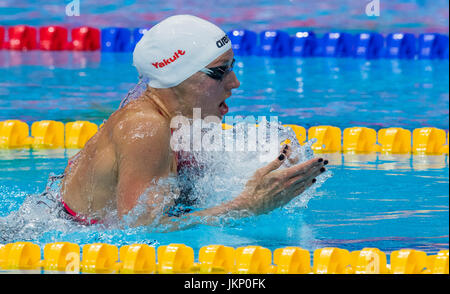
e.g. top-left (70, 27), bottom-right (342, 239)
top-left (216, 35), bottom-right (230, 48)
top-left (152, 50), bottom-right (186, 69)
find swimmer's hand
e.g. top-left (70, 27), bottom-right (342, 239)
top-left (153, 145), bottom-right (327, 231)
top-left (228, 145), bottom-right (328, 215)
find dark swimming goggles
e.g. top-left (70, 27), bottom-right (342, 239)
top-left (199, 58), bottom-right (235, 81)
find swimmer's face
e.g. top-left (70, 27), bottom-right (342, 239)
top-left (175, 49), bottom-right (240, 119)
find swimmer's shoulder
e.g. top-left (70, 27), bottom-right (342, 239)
top-left (110, 100), bottom-right (171, 146)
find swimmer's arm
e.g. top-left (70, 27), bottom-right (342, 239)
top-left (114, 113), bottom-right (176, 225)
top-left (113, 113), bottom-right (243, 230)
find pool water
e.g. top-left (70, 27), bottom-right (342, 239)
top-left (0, 52), bottom-right (449, 255)
top-left (1, 0), bottom-right (449, 34)
top-left (0, 0), bottom-right (449, 257)
top-left (1, 53), bottom-right (448, 130)
top-left (0, 148), bottom-right (448, 255)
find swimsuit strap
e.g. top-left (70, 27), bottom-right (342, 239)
top-left (61, 199), bottom-right (100, 225)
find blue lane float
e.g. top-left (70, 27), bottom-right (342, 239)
top-left (1, 24), bottom-right (448, 59)
top-left (227, 30), bottom-right (258, 56)
top-left (258, 30), bottom-right (291, 57)
top-left (320, 32), bottom-right (354, 57)
top-left (385, 33), bottom-right (417, 59)
top-left (132, 28), bottom-right (148, 49)
top-left (418, 33), bottom-right (449, 59)
top-left (290, 32), bottom-right (316, 57)
top-left (101, 27), bottom-right (132, 52)
top-left (353, 33), bottom-right (384, 59)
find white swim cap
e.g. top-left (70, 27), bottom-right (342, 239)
top-left (133, 15), bottom-right (232, 88)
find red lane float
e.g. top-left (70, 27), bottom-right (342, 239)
top-left (68, 26), bottom-right (100, 51)
top-left (0, 26), bottom-right (4, 49)
top-left (5, 25), bottom-right (37, 50)
top-left (39, 26), bottom-right (68, 50)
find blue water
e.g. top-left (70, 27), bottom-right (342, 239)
top-left (1, 0), bottom-right (449, 34)
top-left (0, 0), bottom-right (449, 256)
top-left (1, 52), bottom-right (448, 130)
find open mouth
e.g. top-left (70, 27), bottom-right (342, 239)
top-left (219, 100), bottom-right (229, 115)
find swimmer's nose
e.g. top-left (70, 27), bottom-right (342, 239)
top-left (227, 71), bottom-right (240, 90)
